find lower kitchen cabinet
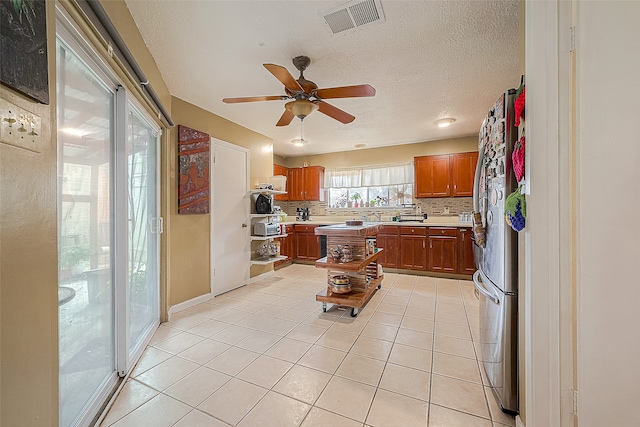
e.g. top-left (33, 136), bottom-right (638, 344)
top-left (295, 224), bottom-right (321, 260)
top-left (458, 227), bottom-right (476, 274)
top-left (376, 226), bottom-right (399, 269)
top-left (428, 227), bottom-right (458, 273)
top-left (399, 226), bottom-right (427, 270)
top-left (274, 224), bottom-right (296, 267)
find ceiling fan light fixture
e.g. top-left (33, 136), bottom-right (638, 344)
top-left (434, 117), bottom-right (456, 128)
top-left (291, 138), bottom-right (308, 147)
top-left (285, 99), bottom-right (319, 119)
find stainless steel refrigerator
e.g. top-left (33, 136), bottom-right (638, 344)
top-left (472, 89), bottom-right (519, 414)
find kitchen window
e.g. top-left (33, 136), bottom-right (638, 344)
top-left (326, 163), bottom-right (414, 208)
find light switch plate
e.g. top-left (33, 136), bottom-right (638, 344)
top-left (0, 97), bottom-right (42, 153)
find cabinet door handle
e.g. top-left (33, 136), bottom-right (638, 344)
top-left (429, 241), bottom-right (432, 249)
top-left (423, 240), bottom-right (425, 249)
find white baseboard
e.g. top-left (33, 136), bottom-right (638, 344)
top-left (168, 270), bottom-right (276, 320)
top-left (167, 292), bottom-right (213, 321)
top-left (516, 415), bottom-right (525, 427)
top-left (248, 270), bottom-right (274, 284)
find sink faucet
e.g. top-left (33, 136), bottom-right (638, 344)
top-left (369, 211), bottom-right (381, 222)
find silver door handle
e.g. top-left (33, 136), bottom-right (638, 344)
top-left (472, 270), bottom-right (500, 304)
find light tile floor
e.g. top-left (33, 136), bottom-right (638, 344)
top-left (101, 264), bottom-right (516, 427)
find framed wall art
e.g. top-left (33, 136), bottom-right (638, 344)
top-left (177, 125), bottom-right (210, 214)
top-left (0, 0), bottom-right (49, 104)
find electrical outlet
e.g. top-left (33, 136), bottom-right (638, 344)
top-left (0, 97), bottom-right (42, 153)
top-left (443, 206), bottom-right (450, 215)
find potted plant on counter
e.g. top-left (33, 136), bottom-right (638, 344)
top-left (351, 192), bottom-right (361, 208)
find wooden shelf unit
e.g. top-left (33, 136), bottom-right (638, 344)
top-left (314, 224), bottom-right (383, 317)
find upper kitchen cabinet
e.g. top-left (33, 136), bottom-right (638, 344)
top-left (451, 152), bottom-right (479, 197)
top-left (288, 167), bottom-right (304, 201)
top-left (273, 164), bottom-right (289, 201)
top-left (288, 165), bottom-right (325, 201)
top-left (414, 155), bottom-right (451, 197)
top-left (414, 152), bottom-right (478, 198)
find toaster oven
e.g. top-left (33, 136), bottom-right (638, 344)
top-left (253, 222), bottom-right (280, 237)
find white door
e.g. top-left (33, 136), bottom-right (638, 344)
top-left (211, 139), bottom-right (250, 295)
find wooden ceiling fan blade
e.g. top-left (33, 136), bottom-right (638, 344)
top-left (317, 101), bottom-right (355, 124)
top-left (315, 84), bottom-right (376, 99)
top-left (276, 109), bottom-right (295, 127)
top-left (264, 64), bottom-right (304, 93)
top-left (223, 95), bottom-right (285, 103)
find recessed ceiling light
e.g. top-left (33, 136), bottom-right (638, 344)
top-left (291, 138), bottom-right (308, 147)
top-left (354, 143), bottom-right (367, 149)
top-left (434, 118), bottom-right (456, 128)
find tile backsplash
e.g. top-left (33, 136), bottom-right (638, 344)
top-left (276, 197), bottom-right (473, 218)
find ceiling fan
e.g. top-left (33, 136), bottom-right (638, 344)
top-left (222, 56), bottom-right (376, 126)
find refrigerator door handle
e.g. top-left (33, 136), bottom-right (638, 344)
top-left (473, 270), bottom-right (500, 304)
top-left (472, 148), bottom-right (484, 213)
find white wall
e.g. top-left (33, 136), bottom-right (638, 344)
top-left (576, 1), bottom-right (640, 425)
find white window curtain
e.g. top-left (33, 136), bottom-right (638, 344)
top-left (325, 162), bottom-right (414, 188)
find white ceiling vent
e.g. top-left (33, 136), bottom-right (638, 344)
top-left (320, 0), bottom-right (385, 35)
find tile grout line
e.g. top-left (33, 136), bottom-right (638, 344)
top-left (108, 267), bottom-right (510, 426)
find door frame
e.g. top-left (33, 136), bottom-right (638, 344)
top-left (210, 138), bottom-right (250, 296)
top-left (521, 0), bottom-right (573, 425)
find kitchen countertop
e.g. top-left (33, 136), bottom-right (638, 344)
top-left (281, 216), bottom-right (473, 228)
top-left (314, 222), bottom-right (382, 237)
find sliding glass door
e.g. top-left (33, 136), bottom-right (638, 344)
top-left (126, 105), bottom-right (160, 361)
top-left (57, 35), bottom-right (117, 427)
top-left (57, 9), bottom-right (161, 426)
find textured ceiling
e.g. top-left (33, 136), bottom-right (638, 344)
top-left (124, 0), bottom-right (521, 157)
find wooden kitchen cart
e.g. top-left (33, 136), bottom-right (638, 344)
top-left (314, 223), bottom-right (383, 317)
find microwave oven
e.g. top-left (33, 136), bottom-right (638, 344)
top-left (253, 222), bottom-right (280, 237)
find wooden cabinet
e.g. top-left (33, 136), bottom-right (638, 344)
top-left (280, 225), bottom-right (296, 260)
top-left (273, 164), bottom-right (289, 201)
top-left (303, 166), bottom-right (325, 201)
top-left (288, 165), bottom-right (325, 201)
top-left (374, 225), bottom-right (476, 275)
top-left (399, 226), bottom-right (427, 270)
top-left (376, 226), bottom-right (399, 269)
top-left (274, 224), bottom-right (296, 268)
top-left (427, 227), bottom-right (458, 273)
top-left (414, 152), bottom-right (478, 198)
top-left (457, 227), bottom-right (476, 274)
top-left (295, 224), bottom-right (321, 260)
top-left (451, 152), bottom-right (478, 197)
top-left (288, 167), bottom-right (304, 201)
top-left (414, 155), bottom-right (451, 197)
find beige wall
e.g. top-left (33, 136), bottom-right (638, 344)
top-left (102, 0), bottom-right (276, 305)
top-left (0, 2), bottom-right (58, 425)
top-left (276, 136), bottom-right (477, 168)
top-left (168, 97), bottom-right (274, 305)
top-left (99, 0), bottom-right (171, 110)
top-left (0, 2), bottom-right (275, 425)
